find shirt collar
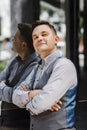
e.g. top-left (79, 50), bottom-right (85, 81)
top-left (39, 50), bottom-right (62, 66)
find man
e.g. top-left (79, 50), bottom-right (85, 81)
top-left (13, 20), bottom-right (78, 130)
top-left (0, 23), bottom-right (39, 130)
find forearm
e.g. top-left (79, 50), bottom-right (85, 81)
top-left (12, 88), bottom-right (41, 108)
top-left (26, 63), bottom-right (77, 115)
top-left (12, 89), bottom-right (30, 108)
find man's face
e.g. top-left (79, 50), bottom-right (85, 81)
top-left (32, 25), bottom-right (59, 58)
top-left (12, 30), bottom-right (23, 54)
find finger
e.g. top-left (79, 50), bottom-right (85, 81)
top-left (54, 105), bottom-right (61, 110)
top-left (57, 100), bottom-right (62, 105)
top-left (24, 84), bottom-right (30, 90)
top-left (20, 85), bottom-right (28, 91)
top-left (51, 105), bottom-right (61, 111)
top-left (50, 107), bottom-right (59, 111)
top-left (50, 108), bottom-right (54, 111)
top-left (21, 85), bottom-right (26, 89)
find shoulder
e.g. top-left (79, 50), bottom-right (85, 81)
top-left (6, 56), bottom-right (18, 68)
top-left (54, 57), bottom-right (76, 71)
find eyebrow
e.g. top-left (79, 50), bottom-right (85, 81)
top-left (32, 31), bottom-right (48, 36)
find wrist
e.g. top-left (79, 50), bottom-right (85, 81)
top-left (28, 90), bottom-right (31, 99)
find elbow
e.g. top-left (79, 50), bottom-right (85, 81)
top-left (12, 90), bottom-right (29, 108)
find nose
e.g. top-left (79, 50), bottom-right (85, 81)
top-left (38, 35), bottom-right (43, 41)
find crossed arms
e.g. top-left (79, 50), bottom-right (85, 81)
top-left (12, 59), bottom-right (77, 115)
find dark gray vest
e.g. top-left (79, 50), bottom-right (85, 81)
top-left (31, 56), bottom-right (62, 90)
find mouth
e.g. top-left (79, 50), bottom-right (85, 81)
top-left (38, 42), bottom-right (46, 46)
top-left (38, 43), bottom-right (46, 48)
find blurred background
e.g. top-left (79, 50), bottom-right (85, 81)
top-left (0, 0), bottom-right (87, 129)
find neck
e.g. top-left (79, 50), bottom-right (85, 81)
top-left (19, 51), bottom-right (32, 60)
top-left (40, 48), bottom-right (57, 59)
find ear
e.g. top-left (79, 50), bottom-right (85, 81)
top-left (22, 42), bottom-right (27, 48)
top-left (55, 35), bottom-right (59, 45)
top-left (21, 42), bottom-right (27, 51)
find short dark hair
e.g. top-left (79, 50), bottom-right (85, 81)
top-left (18, 23), bottom-right (35, 52)
top-left (32, 20), bottom-right (57, 35)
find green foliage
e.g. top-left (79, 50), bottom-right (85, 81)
top-left (0, 61), bottom-right (7, 72)
top-left (79, 17), bottom-right (83, 29)
top-left (79, 16), bottom-right (84, 36)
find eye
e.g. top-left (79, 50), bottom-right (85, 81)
top-left (33, 36), bottom-right (38, 40)
top-left (42, 33), bottom-right (48, 37)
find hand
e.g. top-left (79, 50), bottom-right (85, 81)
top-left (20, 84), bottom-right (30, 91)
top-left (50, 100), bottom-right (62, 111)
top-left (0, 81), bottom-right (6, 87)
top-left (28, 89), bottom-right (41, 100)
